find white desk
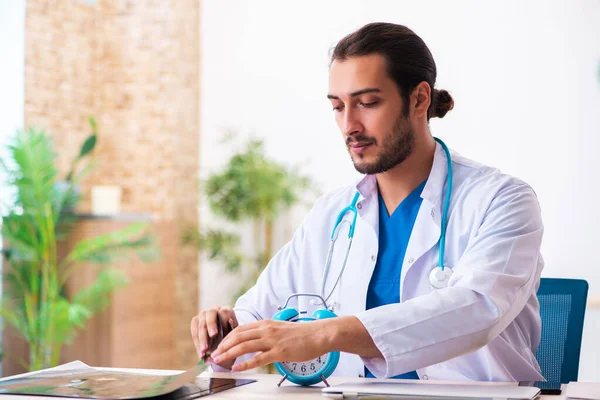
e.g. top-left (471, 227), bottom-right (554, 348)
top-left (0, 368), bottom-right (567, 400)
top-left (201, 371), bottom-right (568, 399)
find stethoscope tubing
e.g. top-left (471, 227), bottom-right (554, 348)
top-left (320, 137), bottom-right (454, 306)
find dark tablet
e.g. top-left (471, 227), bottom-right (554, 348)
top-left (519, 380), bottom-right (562, 395)
top-left (155, 378), bottom-right (255, 399)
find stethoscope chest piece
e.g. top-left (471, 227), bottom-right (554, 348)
top-left (429, 266), bottom-right (454, 289)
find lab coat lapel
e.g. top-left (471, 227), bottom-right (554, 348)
top-left (355, 174), bottom-right (379, 237)
top-left (338, 175), bottom-right (379, 315)
top-left (400, 143), bottom-right (449, 299)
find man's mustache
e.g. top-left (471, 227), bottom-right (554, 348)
top-left (346, 135), bottom-right (376, 145)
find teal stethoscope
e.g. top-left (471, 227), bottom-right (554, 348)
top-left (271, 137), bottom-right (453, 387)
top-left (320, 137), bottom-right (454, 308)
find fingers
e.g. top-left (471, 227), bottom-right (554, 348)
top-left (217, 327), bottom-right (265, 355)
top-left (190, 306), bottom-right (224, 361)
top-left (190, 316), bottom-right (202, 359)
top-left (227, 307), bottom-right (239, 328)
top-left (222, 319), bottom-right (261, 335)
top-left (190, 305), bottom-right (241, 363)
top-left (212, 337), bottom-right (267, 365)
top-left (200, 311), bottom-right (215, 357)
top-left (216, 320), bottom-right (267, 353)
top-left (232, 352), bottom-right (273, 372)
top-left (217, 307), bottom-right (237, 335)
top-left (191, 306), bottom-right (278, 367)
top-left (204, 308), bottom-right (219, 338)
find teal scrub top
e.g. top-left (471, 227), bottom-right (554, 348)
top-left (365, 180), bottom-right (427, 379)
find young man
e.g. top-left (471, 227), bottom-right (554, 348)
top-left (191, 22), bottom-right (545, 381)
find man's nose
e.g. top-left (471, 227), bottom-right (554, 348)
top-left (342, 109), bottom-right (362, 137)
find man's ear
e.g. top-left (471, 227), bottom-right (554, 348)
top-left (411, 81), bottom-right (431, 118)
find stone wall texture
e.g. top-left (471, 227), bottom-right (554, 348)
top-left (22, 0), bottom-right (200, 369)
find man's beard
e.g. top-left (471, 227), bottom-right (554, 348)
top-left (347, 114), bottom-right (416, 175)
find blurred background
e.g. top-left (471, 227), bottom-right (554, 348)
top-left (1, 0), bottom-right (599, 381)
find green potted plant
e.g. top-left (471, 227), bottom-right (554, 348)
top-left (184, 136), bottom-right (316, 300)
top-left (0, 120), bottom-right (158, 372)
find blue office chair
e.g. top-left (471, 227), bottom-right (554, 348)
top-left (535, 278), bottom-right (588, 383)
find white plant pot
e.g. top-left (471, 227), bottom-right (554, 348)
top-left (91, 185), bottom-right (122, 215)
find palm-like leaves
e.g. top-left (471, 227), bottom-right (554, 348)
top-left (205, 139), bottom-right (310, 222)
top-left (1, 125), bottom-right (158, 371)
top-left (187, 137), bottom-right (313, 304)
top-left (8, 128), bottom-right (57, 220)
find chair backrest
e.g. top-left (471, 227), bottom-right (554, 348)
top-left (536, 278), bottom-right (588, 383)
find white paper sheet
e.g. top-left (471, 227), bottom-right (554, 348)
top-left (567, 382), bottom-right (600, 400)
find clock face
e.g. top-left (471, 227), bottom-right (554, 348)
top-left (280, 354), bottom-right (329, 377)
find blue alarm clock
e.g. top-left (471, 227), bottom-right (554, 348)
top-left (272, 294), bottom-right (340, 387)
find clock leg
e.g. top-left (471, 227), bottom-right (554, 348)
top-left (277, 374), bottom-right (288, 387)
top-left (320, 375), bottom-right (330, 387)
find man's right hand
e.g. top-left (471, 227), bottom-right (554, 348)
top-left (190, 306), bottom-right (239, 369)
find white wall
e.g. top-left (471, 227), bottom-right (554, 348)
top-left (0, 0), bottom-right (25, 204)
top-left (200, 0), bottom-right (600, 380)
top-left (0, 0), bottom-right (26, 374)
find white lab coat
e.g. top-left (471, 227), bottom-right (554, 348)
top-left (232, 142), bottom-right (545, 381)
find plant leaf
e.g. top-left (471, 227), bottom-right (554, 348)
top-left (63, 223), bottom-right (158, 268)
top-left (72, 268), bottom-right (129, 315)
top-left (88, 116), bottom-right (97, 132)
top-left (204, 137), bottom-right (312, 222)
top-left (78, 134), bottom-right (97, 159)
top-left (3, 128), bottom-right (58, 222)
top-left (0, 301), bottom-right (29, 340)
top-left (182, 227), bottom-right (244, 273)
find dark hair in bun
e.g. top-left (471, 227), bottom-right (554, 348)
top-left (331, 22), bottom-right (455, 120)
top-left (431, 89), bottom-right (454, 119)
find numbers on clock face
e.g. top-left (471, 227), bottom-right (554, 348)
top-left (281, 354), bottom-right (329, 377)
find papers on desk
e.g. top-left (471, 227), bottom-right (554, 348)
top-left (566, 382), bottom-right (600, 400)
top-left (322, 381), bottom-right (541, 399)
top-left (0, 361), bottom-right (254, 399)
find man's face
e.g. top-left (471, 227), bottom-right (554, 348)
top-left (328, 54), bottom-right (415, 175)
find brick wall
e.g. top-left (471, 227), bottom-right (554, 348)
top-left (22, 0), bottom-right (200, 369)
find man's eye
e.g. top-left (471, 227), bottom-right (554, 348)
top-left (360, 101), bottom-right (378, 108)
top-left (332, 105), bottom-right (344, 112)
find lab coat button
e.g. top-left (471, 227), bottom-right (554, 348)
top-left (357, 203), bottom-right (362, 210)
top-left (371, 255), bottom-right (376, 262)
top-left (423, 374), bottom-right (429, 380)
top-left (430, 209), bottom-right (435, 217)
top-left (408, 257), bottom-right (414, 264)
